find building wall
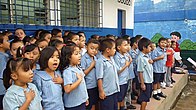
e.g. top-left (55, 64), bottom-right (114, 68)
top-left (0, 0), bottom-right (134, 40)
top-left (134, 0), bottom-right (196, 43)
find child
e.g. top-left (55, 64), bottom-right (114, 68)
top-left (35, 39), bottom-right (49, 51)
top-left (81, 39), bottom-right (99, 110)
top-left (17, 44), bottom-right (40, 70)
top-left (151, 37), bottom-right (167, 100)
top-left (59, 45), bottom-right (88, 109)
top-left (78, 31), bottom-right (87, 56)
top-left (64, 32), bottom-right (80, 46)
top-left (49, 39), bottom-right (64, 53)
top-left (51, 28), bottom-right (62, 38)
top-left (15, 28), bottom-right (26, 40)
top-left (114, 38), bottom-right (132, 110)
top-left (33, 46), bottom-right (64, 109)
top-left (136, 38), bottom-right (153, 110)
top-left (3, 58), bottom-right (42, 110)
top-left (10, 39), bottom-right (24, 59)
top-left (165, 38), bottom-right (174, 87)
top-left (39, 30), bottom-right (52, 43)
top-left (0, 33), bottom-right (10, 110)
top-left (96, 39), bottom-right (120, 110)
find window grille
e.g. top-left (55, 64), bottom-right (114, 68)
top-left (0, 0), bottom-right (103, 28)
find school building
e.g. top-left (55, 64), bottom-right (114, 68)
top-left (0, 0), bottom-right (134, 39)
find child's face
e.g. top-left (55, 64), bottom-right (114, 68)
top-left (38, 41), bottom-right (48, 51)
top-left (87, 43), bottom-right (99, 57)
top-left (144, 44), bottom-right (152, 54)
top-left (15, 29), bottom-right (26, 40)
top-left (108, 43), bottom-right (116, 56)
top-left (13, 66), bottom-right (34, 84)
top-left (133, 42), bottom-right (138, 49)
top-left (171, 42), bottom-right (176, 49)
top-left (44, 34), bottom-right (52, 43)
top-left (117, 41), bottom-right (128, 54)
top-left (167, 39), bottom-right (171, 48)
top-left (158, 40), bottom-right (167, 49)
top-left (70, 47), bottom-right (81, 66)
top-left (79, 36), bottom-right (86, 48)
top-left (71, 35), bottom-right (80, 46)
top-left (10, 42), bottom-right (24, 58)
top-left (23, 47), bottom-right (40, 63)
top-left (151, 43), bottom-right (156, 51)
top-left (47, 50), bottom-right (60, 71)
top-left (1, 35), bottom-right (10, 51)
top-left (56, 32), bottom-right (62, 38)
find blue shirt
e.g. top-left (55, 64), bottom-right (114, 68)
top-left (114, 52), bottom-right (129, 85)
top-left (33, 71), bottom-right (64, 110)
top-left (63, 66), bottom-right (88, 108)
top-left (81, 53), bottom-right (97, 89)
top-left (136, 52), bottom-right (153, 83)
top-left (125, 53), bottom-right (135, 79)
top-left (151, 46), bottom-right (167, 73)
top-left (0, 52), bottom-right (9, 95)
top-left (129, 49), bottom-right (138, 68)
top-left (96, 55), bottom-right (120, 96)
top-left (3, 83), bottom-right (42, 110)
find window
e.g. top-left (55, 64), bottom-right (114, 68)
top-left (0, 0), bottom-right (103, 28)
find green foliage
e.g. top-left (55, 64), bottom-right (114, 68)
top-left (180, 39), bottom-right (196, 50)
top-left (151, 33), bottom-right (163, 44)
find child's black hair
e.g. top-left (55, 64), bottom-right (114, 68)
top-left (135, 35), bottom-right (143, 41)
top-left (15, 28), bottom-right (26, 34)
top-left (16, 44), bottom-right (39, 58)
top-left (3, 58), bottom-right (33, 89)
top-left (49, 39), bottom-right (63, 47)
top-left (158, 37), bottom-right (167, 43)
top-left (138, 37), bottom-right (151, 51)
top-left (34, 29), bottom-right (44, 39)
top-left (51, 28), bottom-right (62, 37)
top-left (39, 30), bottom-right (51, 40)
top-left (115, 38), bottom-right (127, 51)
top-left (39, 46), bottom-right (60, 70)
top-left (130, 37), bottom-right (137, 47)
top-left (59, 45), bottom-right (78, 73)
top-left (170, 31), bottom-right (181, 39)
top-left (99, 38), bottom-right (115, 52)
top-left (22, 36), bottom-right (35, 45)
top-left (87, 39), bottom-right (100, 46)
top-left (10, 39), bottom-right (23, 49)
top-left (0, 33), bottom-right (6, 43)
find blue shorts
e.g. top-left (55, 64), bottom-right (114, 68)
top-left (0, 95), bottom-right (4, 109)
top-left (65, 102), bottom-right (85, 110)
top-left (118, 84), bottom-right (128, 102)
top-left (100, 93), bottom-right (118, 110)
top-left (138, 83), bottom-right (152, 103)
top-left (153, 73), bottom-right (165, 84)
top-left (86, 87), bottom-right (99, 109)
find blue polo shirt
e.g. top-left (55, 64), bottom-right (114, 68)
top-left (125, 53), bottom-right (135, 79)
top-left (0, 52), bottom-right (9, 95)
top-left (81, 53), bottom-right (97, 89)
top-left (33, 71), bottom-right (64, 110)
top-left (114, 52), bottom-right (129, 85)
top-left (151, 46), bottom-right (167, 73)
top-left (96, 55), bottom-right (120, 96)
top-left (63, 66), bottom-right (88, 108)
top-left (136, 52), bottom-right (153, 83)
top-left (3, 83), bottom-right (42, 110)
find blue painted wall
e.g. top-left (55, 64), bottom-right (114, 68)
top-left (134, 0), bottom-right (196, 43)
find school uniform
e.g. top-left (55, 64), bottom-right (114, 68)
top-left (0, 52), bottom-right (9, 109)
top-left (63, 66), bottom-right (88, 109)
top-left (96, 55), bottom-right (120, 110)
top-left (114, 52), bottom-right (129, 102)
top-left (33, 71), bottom-right (64, 110)
top-left (81, 53), bottom-right (98, 109)
top-left (151, 46), bottom-right (167, 84)
top-left (136, 52), bottom-right (153, 102)
top-left (3, 83), bottom-right (42, 110)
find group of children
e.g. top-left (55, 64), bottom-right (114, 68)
top-left (0, 28), bottom-right (186, 110)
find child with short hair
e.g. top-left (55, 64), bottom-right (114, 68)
top-left (0, 33), bottom-right (10, 110)
top-left (59, 45), bottom-right (88, 109)
top-left (96, 39), bottom-right (120, 110)
top-left (10, 39), bottom-right (24, 59)
top-left (35, 39), bottom-right (49, 51)
top-left (114, 38), bottom-right (132, 110)
top-left (64, 32), bottom-right (80, 46)
top-left (3, 58), bottom-right (42, 110)
top-left (15, 28), bottom-right (26, 40)
top-left (49, 39), bottom-right (64, 53)
top-left (151, 37), bottom-right (167, 100)
top-left (39, 30), bottom-right (52, 43)
top-left (33, 46), bottom-right (64, 109)
top-left (81, 39), bottom-right (100, 110)
top-left (136, 38), bottom-right (153, 110)
top-left (78, 31), bottom-right (87, 56)
top-left (51, 28), bottom-right (62, 38)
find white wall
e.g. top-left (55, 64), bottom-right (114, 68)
top-left (103, 0), bottom-right (134, 29)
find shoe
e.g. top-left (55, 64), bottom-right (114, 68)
top-left (161, 82), bottom-right (166, 89)
top-left (157, 92), bottom-right (167, 98)
top-left (152, 94), bottom-right (161, 100)
top-left (127, 104), bottom-right (136, 109)
top-left (171, 78), bottom-right (176, 83)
